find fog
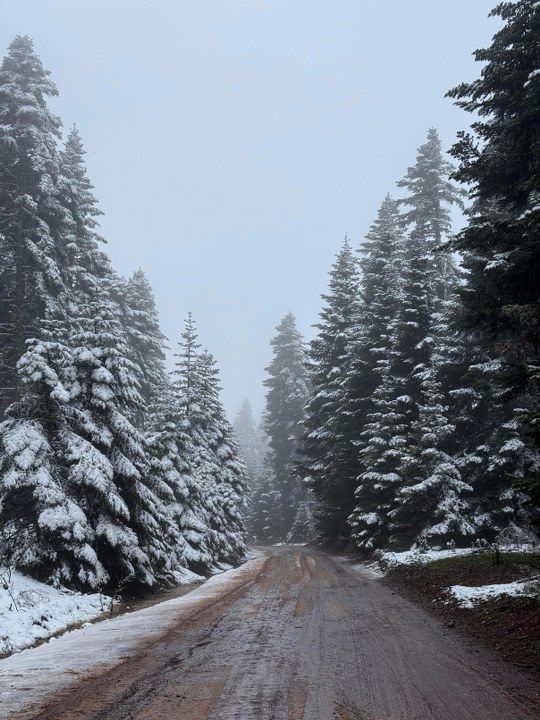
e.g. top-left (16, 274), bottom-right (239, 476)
top-left (0, 0), bottom-right (499, 418)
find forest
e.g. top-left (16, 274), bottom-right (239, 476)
top-left (0, 0), bottom-right (539, 601)
top-left (0, 36), bottom-right (246, 592)
top-left (235, 1), bottom-right (539, 553)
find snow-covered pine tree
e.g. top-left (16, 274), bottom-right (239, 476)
top-left (0, 43), bottom-right (111, 588)
top-left (121, 269), bottom-right (168, 423)
top-left (397, 127), bottom-right (464, 301)
top-left (302, 238), bottom-right (360, 545)
top-left (171, 314), bottom-right (215, 573)
top-left (233, 399), bottom-right (269, 539)
top-left (348, 198), bottom-right (406, 549)
top-left (390, 370), bottom-right (474, 548)
top-left (65, 275), bottom-right (174, 590)
top-left (264, 312), bottom-right (311, 540)
top-left (287, 498), bottom-right (317, 544)
top-left (447, 0), bottom-right (540, 518)
top-left (433, 297), bottom-right (527, 541)
top-left (248, 457), bottom-right (282, 544)
top-left (145, 379), bottom-right (199, 578)
top-left (352, 130), bottom-right (465, 551)
top-left (0, 36), bottom-right (67, 416)
top-left (233, 399), bottom-right (266, 486)
top-left (58, 126), bottom-right (109, 298)
top-left (349, 366), bottom-right (404, 550)
top-left (385, 130), bottom-right (466, 548)
top-left (0, 312), bottom-right (107, 589)
top-left (198, 351), bottom-right (247, 566)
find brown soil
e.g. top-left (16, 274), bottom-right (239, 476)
top-left (383, 552), bottom-right (540, 671)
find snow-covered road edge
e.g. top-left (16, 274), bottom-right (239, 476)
top-left (0, 569), bottom-right (113, 657)
top-left (380, 544), bottom-right (538, 569)
top-left (448, 577), bottom-right (539, 609)
top-left (0, 554), bottom-right (266, 720)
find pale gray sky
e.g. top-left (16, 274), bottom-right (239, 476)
top-left (1, 0), bottom-right (499, 418)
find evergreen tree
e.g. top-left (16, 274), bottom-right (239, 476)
top-left (0, 317), bottom-right (106, 589)
top-left (233, 399), bottom-right (268, 538)
top-left (248, 458), bottom-right (282, 544)
top-left (145, 380), bottom-right (201, 577)
top-left (233, 399), bottom-right (266, 485)
top-left (264, 313), bottom-right (311, 539)
top-left (447, 0), bottom-right (540, 512)
top-left (58, 126), bottom-right (109, 300)
top-left (0, 55), bottom-right (112, 588)
top-left (397, 127), bottom-right (464, 301)
top-left (171, 314), bottom-right (214, 573)
top-left (287, 498), bottom-right (317, 544)
top-left (387, 129), bottom-right (464, 547)
top-left (197, 351), bottom-right (247, 567)
top-left (122, 269), bottom-right (168, 421)
top-left (434, 301), bottom-right (527, 541)
top-left (66, 278), bottom-right (163, 589)
top-left (351, 130), bottom-right (465, 550)
top-left (347, 199), bottom-right (405, 549)
top-left (303, 238), bottom-right (360, 545)
top-left (0, 36), bottom-right (67, 416)
top-left (390, 371), bottom-right (474, 547)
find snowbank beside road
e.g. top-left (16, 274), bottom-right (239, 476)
top-left (0, 554), bottom-right (266, 720)
top-left (381, 544), bottom-right (538, 569)
top-left (381, 547), bottom-right (478, 568)
top-left (449, 578), bottom-right (539, 609)
top-left (0, 569), bottom-right (110, 657)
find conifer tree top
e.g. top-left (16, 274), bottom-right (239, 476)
top-left (1, 34), bottom-right (58, 97)
top-left (397, 127), bottom-right (464, 244)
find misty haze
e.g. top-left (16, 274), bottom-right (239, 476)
top-left (0, 2), bottom-right (538, 719)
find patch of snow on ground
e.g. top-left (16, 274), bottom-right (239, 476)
top-left (0, 555), bottom-right (266, 720)
top-left (380, 544), bottom-right (538, 569)
top-left (0, 568), bottom-right (110, 657)
top-left (449, 578), bottom-right (539, 609)
top-left (380, 547), bottom-right (478, 568)
top-left (351, 562), bottom-right (385, 579)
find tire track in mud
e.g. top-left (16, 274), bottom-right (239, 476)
top-left (13, 546), bottom-right (540, 720)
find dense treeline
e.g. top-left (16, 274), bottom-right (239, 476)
top-left (243, 0), bottom-right (539, 551)
top-left (0, 37), bottom-right (247, 592)
top-left (307, 0), bottom-right (539, 550)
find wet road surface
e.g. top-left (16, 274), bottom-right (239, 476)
top-left (16, 546), bottom-right (540, 720)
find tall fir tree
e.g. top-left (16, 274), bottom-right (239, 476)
top-left (0, 314), bottom-right (106, 589)
top-left (347, 198), bottom-right (406, 549)
top-left (264, 312), bottom-right (311, 540)
top-left (303, 238), bottom-right (361, 545)
top-left (145, 379), bottom-right (202, 578)
top-left (233, 399), bottom-right (266, 485)
top-left (351, 130), bottom-right (466, 550)
top-left (447, 0), bottom-right (540, 517)
top-left (198, 351), bottom-right (247, 566)
top-left (121, 269), bottom-right (168, 422)
top-left (171, 314), bottom-right (214, 573)
top-left (233, 399), bottom-right (269, 538)
top-left (58, 126), bottom-right (110, 299)
top-left (0, 46), bottom-right (109, 588)
top-left (248, 457), bottom-right (281, 544)
top-left (0, 36), bottom-right (67, 416)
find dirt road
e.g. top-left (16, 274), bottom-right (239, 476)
top-left (16, 546), bottom-right (540, 720)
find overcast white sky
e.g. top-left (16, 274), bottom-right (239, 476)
top-left (1, 0), bottom-right (500, 419)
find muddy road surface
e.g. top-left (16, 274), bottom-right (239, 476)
top-left (13, 547), bottom-right (540, 720)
